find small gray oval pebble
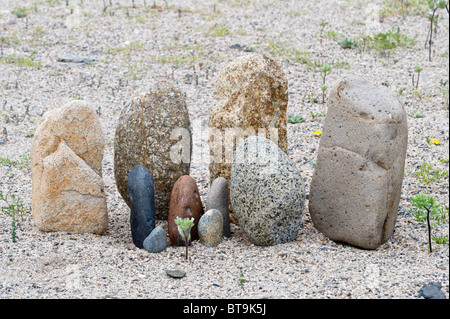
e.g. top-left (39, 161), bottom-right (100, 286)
top-left (143, 226), bottom-right (167, 253)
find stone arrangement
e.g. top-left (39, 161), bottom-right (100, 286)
top-left (114, 80), bottom-right (192, 220)
top-left (31, 100), bottom-right (108, 235)
top-left (309, 75), bottom-right (408, 250)
top-left (30, 54), bottom-right (408, 254)
top-left (230, 136), bottom-right (305, 246)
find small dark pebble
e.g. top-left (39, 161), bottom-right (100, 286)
top-left (419, 282), bottom-right (447, 299)
top-left (165, 269), bottom-right (186, 279)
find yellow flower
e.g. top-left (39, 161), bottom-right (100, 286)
top-left (313, 130), bottom-right (322, 136)
top-left (430, 138), bottom-right (441, 145)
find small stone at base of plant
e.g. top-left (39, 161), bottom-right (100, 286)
top-left (143, 226), bottom-right (167, 253)
top-left (165, 269), bottom-right (186, 279)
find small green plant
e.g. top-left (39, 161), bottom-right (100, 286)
top-left (310, 111), bottom-right (326, 120)
top-left (320, 64), bottom-right (331, 103)
top-left (414, 162), bottom-right (449, 185)
top-left (25, 128), bottom-right (35, 138)
top-left (412, 66), bottom-right (423, 88)
top-left (381, 0), bottom-right (431, 17)
top-left (174, 217), bottom-right (195, 261)
top-left (338, 37), bottom-right (356, 49)
top-left (1, 54), bottom-right (42, 68)
top-left (0, 154), bottom-right (30, 170)
top-left (408, 109), bottom-right (424, 118)
top-left (409, 192), bottom-right (449, 252)
top-left (287, 115), bottom-right (305, 124)
top-left (238, 268), bottom-right (246, 289)
top-left (425, 0), bottom-right (447, 61)
top-left (11, 7), bottom-right (29, 18)
top-left (0, 190), bottom-right (26, 243)
top-left (356, 28), bottom-right (416, 57)
top-left (0, 37), bottom-right (7, 58)
top-left (205, 24), bottom-right (231, 37)
top-left (317, 20), bottom-right (329, 37)
top-left (433, 236), bottom-right (449, 244)
top-left (425, 136), bottom-right (441, 145)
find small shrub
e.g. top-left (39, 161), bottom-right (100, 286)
top-left (0, 190), bottom-right (26, 243)
top-left (338, 37), bottom-right (356, 49)
top-left (409, 192), bottom-right (449, 252)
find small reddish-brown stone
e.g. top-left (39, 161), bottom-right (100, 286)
top-left (168, 175), bottom-right (204, 246)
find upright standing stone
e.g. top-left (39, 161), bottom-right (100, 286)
top-left (168, 175), bottom-right (204, 246)
top-left (230, 136), bottom-right (305, 246)
top-left (208, 54), bottom-right (288, 199)
top-left (206, 177), bottom-right (231, 237)
top-left (31, 100), bottom-right (107, 234)
top-left (309, 76), bottom-right (408, 250)
top-left (114, 80), bottom-right (192, 220)
top-left (128, 165), bottom-right (156, 248)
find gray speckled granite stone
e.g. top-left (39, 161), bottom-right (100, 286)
top-left (206, 177), bottom-right (231, 237)
top-left (114, 80), bottom-right (192, 220)
top-left (198, 209), bottom-right (224, 247)
top-left (230, 136), bottom-right (305, 246)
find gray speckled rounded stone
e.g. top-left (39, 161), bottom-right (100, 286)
top-left (114, 80), bottom-right (192, 220)
top-left (143, 226), bottom-right (167, 253)
top-left (206, 177), bottom-right (231, 238)
top-left (309, 75), bottom-right (408, 250)
top-left (198, 209), bottom-right (224, 247)
top-left (230, 136), bottom-right (305, 246)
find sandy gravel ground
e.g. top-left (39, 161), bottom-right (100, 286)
top-left (0, 0), bottom-right (448, 299)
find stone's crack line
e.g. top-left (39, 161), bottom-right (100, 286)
top-left (330, 106), bottom-right (403, 125)
top-left (60, 189), bottom-right (104, 200)
top-left (322, 145), bottom-right (389, 170)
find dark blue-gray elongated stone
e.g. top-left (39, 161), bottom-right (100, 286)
top-left (128, 165), bottom-right (156, 248)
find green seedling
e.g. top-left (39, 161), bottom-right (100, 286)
top-left (310, 111), bottom-right (326, 120)
top-left (174, 217), bottom-right (195, 261)
top-left (409, 192), bottom-right (449, 252)
top-left (425, 0), bottom-right (447, 61)
top-left (238, 269), bottom-right (246, 289)
top-left (320, 85), bottom-right (328, 103)
top-left (320, 65), bottom-right (331, 103)
top-left (412, 66), bottom-right (423, 88)
top-left (0, 190), bottom-right (26, 243)
top-left (414, 161), bottom-right (448, 185)
top-left (408, 109), bottom-right (423, 118)
top-left (287, 115), bottom-right (305, 124)
top-left (338, 37), bottom-right (356, 49)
